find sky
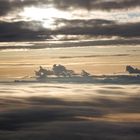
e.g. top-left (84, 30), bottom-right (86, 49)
top-left (0, 0), bottom-right (140, 78)
top-left (0, 2), bottom-right (140, 139)
top-left (0, 0), bottom-right (140, 43)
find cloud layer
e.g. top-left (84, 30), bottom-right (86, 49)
top-left (0, 84), bottom-right (140, 139)
top-left (0, 0), bottom-right (140, 42)
top-left (1, 0), bottom-right (140, 16)
top-left (0, 19), bottom-right (140, 41)
top-left (0, 20), bottom-right (52, 41)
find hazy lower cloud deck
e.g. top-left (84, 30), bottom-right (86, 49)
top-left (0, 83), bottom-right (140, 140)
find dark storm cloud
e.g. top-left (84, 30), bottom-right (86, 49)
top-left (38, 0), bottom-right (140, 10)
top-left (41, 0), bottom-right (140, 11)
top-left (52, 0), bottom-right (93, 10)
top-left (91, 0), bottom-right (140, 10)
top-left (51, 0), bottom-right (140, 10)
top-left (52, 19), bottom-right (140, 38)
top-left (0, 0), bottom-right (52, 16)
top-left (0, 19), bottom-right (140, 41)
top-left (0, 0), bottom-right (35, 16)
top-left (0, 21), bottom-right (51, 41)
top-left (0, 0), bottom-right (140, 17)
top-left (0, 0), bottom-right (89, 16)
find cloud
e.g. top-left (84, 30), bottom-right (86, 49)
top-left (38, 0), bottom-right (140, 11)
top-left (0, 0), bottom-right (32, 16)
top-left (52, 19), bottom-right (140, 38)
top-left (0, 1), bottom-right (139, 42)
top-left (0, 95), bottom-right (140, 132)
top-left (90, 0), bottom-right (140, 10)
top-left (0, 97), bottom-right (104, 131)
top-left (0, 0), bottom-right (96, 17)
top-left (52, 0), bottom-right (94, 10)
top-left (0, 18), bottom-right (140, 42)
top-left (0, 0), bottom-right (140, 17)
top-left (55, 18), bottom-right (115, 27)
top-left (58, 54), bottom-right (130, 59)
top-left (0, 85), bottom-right (140, 139)
top-left (0, 20), bottom-right (51, 41)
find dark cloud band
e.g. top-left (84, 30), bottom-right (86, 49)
top-left (0, 21), bottom-right (51, 41)
top-left (0, 19), bottom-right (140, 41)
top-left (52, 19), bottom-right (140, 38)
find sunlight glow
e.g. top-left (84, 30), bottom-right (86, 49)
top-left (20, 7), bottom-right (71, 29)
